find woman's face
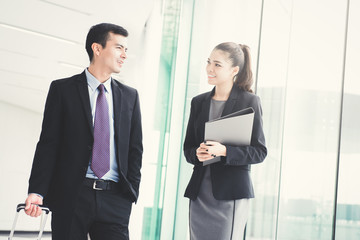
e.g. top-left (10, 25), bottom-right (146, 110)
top-left (206, 49), bottom-right (239, 87)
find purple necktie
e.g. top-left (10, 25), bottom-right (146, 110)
top-left (91, 84), bottom-right (110, 179)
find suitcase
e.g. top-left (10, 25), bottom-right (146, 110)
top-left (8, 203), bottom-right (50, 240)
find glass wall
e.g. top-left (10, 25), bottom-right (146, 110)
top-left (167, 0), bottom-right (360, 240)
top-left (274, 0), bottom-right (347, 239)
top-left (246, 0), bottom-right (293, 238)
top-left (137, 0), bottom-right (184, 239)
top-left (335, 0), bottom-right (360, 238)
top-left (171, 0), bottom-right (264, 239)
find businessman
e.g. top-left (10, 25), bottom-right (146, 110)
top-left (24, 23), bottom-right (143, 240)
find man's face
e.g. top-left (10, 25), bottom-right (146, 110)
top-left (97, 32), bottom-right (128, 74)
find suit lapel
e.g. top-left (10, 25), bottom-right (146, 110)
top-left (111, 79), bottom-right (122, 142)
top-left (197, 89), bottom-right (213, 140)
top-left (221, 85), bottom-right (238, 116)
top-left (76, 71), bottom-right (93, 136)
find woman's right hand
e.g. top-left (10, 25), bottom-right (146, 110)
top-left (196, 142), bottom-right (213, 162)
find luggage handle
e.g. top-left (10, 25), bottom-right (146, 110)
top-left (15, 204), bottom-right (50, 214)
top-left (8, 203), bottom-right (50, 240)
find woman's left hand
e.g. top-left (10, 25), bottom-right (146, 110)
top-left (200, 141), bottom-right (227, 158)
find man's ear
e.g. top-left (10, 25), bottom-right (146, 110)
top-left (91, 43), bottom-right (101, 57)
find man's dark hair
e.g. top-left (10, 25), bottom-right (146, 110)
top-left (85, 23), bottom-right (128, 62)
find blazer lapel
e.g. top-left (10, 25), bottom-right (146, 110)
top-left (111, 79), bottom-right (122, 145)
top-left (76, 71), bottom-right (93, 136)
top-left (221, 85), bottom-right (238, 116)
top-left (197, 89), bottom-right (213, 140)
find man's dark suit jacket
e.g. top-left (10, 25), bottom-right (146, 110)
top-left (28, 71), bottom-right (143, 212)
top-left (184, 85), bottom-right (267, 200)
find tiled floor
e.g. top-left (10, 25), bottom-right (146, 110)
top-left (0, 236), bottom-right (51, 239)
top-left (0, 232), bottom-right (51, 239)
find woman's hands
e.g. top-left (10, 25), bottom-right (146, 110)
top-left (196, 141), bottom-right (227, 162)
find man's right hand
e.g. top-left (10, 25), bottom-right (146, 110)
top-left (24, 194), bottom-right (43, 217)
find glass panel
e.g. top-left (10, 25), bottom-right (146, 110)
top-left (335, 0), bottom-right (360, 239)
top-left (246, 0), bottom-right (293, 239)
top-left (139, 0), bottom-right (183, 239)
top-left (276, 0), bottom-right (348, 239)
top-left (172, 0), bottom-right (264, 239)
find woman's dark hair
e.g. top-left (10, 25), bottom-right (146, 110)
top-left (85, 23), bottom-right (128, 62)
top-left (214, 42), bottom-right (253, 93)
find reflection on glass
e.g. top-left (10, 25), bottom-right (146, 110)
top-left (275, 0), bottom-right (347, 239)
top-left (246, 0), bottom-right (293, 239)
top-left (335, 0), bottom-right (360, 239)
top-left (171, 0), bottom-right (359, 239)
top-left (140, 0), bottom-right (183, 239)
top-left (173, 0), bottom-right (263, 239)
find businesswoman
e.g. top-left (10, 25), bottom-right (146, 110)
top-left (183, 42), bottom-right (267, 240)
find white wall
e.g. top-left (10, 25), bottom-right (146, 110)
top-left (0, 101), bottom-right (50, 230)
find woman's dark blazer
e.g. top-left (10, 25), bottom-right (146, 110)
top-left (184, 85), bottom-right (267, 200)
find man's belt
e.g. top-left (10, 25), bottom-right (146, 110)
top-left (83, 178), bottom-right (118, 191)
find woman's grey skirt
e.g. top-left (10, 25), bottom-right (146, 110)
top-left (189, 166), bottom-right (250, 240)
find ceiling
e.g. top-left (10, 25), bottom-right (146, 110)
top-left (0, 0), bottom-right (155, 112)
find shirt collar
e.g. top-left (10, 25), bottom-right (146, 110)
top-left (85, 68), bottom-right (112, 92)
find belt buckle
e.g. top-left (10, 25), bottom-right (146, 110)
top-left (93, 180), bottom-right (104, 191)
